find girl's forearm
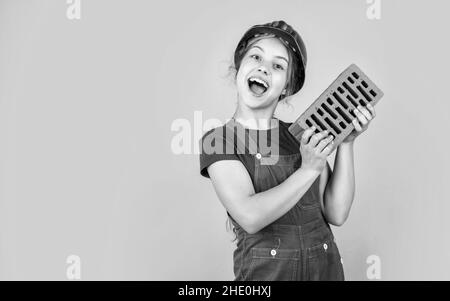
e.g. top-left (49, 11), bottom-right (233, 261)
top-left (323, 141), bottom-right (356, 226)
top-left (245, 167), bottom-right (321, 234)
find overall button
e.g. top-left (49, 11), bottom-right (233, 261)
top-left (256, 153), bottom-right (262, 160)
top-left (323, 243), bottom-right (328, 251)
top-left (341, 257), bottom-right (344, 265)
top-left (270, 249), bottom-right (277, 256)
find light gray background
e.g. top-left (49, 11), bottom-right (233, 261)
top-left (0, 0), bottom-right (448, 280)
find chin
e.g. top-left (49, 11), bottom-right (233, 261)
top-left (240, 97), bottom-right (267, 109)
top-left (240, 92), bottom-right (277, 109)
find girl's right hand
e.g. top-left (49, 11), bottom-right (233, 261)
top-left (299, 126), bottom-right (334, 173)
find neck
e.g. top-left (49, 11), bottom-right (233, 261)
top-left (233, 98), bottom-right (279, 130)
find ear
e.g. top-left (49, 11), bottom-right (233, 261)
top-left (278, 89), bottom-right (287, 102)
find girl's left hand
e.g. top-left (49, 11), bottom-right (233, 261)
top-left (342, 103), bottom-right (376, 143)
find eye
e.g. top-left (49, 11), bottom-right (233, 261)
top-left (274, 64), bottom-right (284, 70)
top-left (250, 54), bottom-right (261, 61)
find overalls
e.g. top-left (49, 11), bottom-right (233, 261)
top-left (229, 121), bottom-right (345, 281)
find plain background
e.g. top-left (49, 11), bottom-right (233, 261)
top-left (0, 0), bottom-right (449, 280)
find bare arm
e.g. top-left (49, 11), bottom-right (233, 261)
top-left (318, 142), bottom-right (355, 226)
top-left (207, 127), bottom-right (334, 234)
top-left (208, 160), bottom-right (321, 234)
top-left (318, 104), bottom-right (376, 226)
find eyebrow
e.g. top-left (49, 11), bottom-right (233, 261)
top-left (250, 45), bottom-right (289, 64)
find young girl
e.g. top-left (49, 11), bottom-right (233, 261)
top-left (199, 20), bottom-right (376, 281)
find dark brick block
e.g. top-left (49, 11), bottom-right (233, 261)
top-left (288, 64), bottom-right (384, 152)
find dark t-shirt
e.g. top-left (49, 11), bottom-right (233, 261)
top-left (199, 119), bottom-right (301, 187)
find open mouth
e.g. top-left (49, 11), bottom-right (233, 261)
top-left (247, 77), bottom-right (269, 96)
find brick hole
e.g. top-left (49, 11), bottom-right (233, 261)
top-left (332, 92), bottom-right (348, 109)
top-left (342, 82), bottom-right (359, 99)
top-left (346, 95), bottom-right (359, 108)
top-left (317, 108), bottom-right (324, 116)
top-left (362, 80), bottom-right (369, 88)
top-left (336, 106), bottom-right (352, 124)
top-left (321, 103), bottom-right (338, 120)
top-left (324, 117), bottom-right (341, 135)
top-left (356, 85), bottom-right (372, 103)
top-left (311, 114), bottom-right (327, 131)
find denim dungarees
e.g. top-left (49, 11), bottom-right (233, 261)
top-left (229, 121), bottom-right (345, 281)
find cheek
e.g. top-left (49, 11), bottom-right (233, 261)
top-left (235, 70), bottom-right (247, 89)
top-left (272, 72), bottom-right (288, 90)
top-left (238, 59), bottom-right (254, 75)
top-left (236, 64), bottom-right (253, 87)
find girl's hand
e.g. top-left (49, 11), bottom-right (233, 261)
top-left (300, 127), bottom-right (334, 173)
top-left (342, 103), bottom-right (376, 143)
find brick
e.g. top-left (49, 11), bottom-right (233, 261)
top-left (288, 64), bottom-right (384, 152)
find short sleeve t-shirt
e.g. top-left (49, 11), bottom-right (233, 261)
top-left (199, 119), bottom-right (301, 187)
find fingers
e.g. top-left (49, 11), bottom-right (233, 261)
top-left (320, 142), bottom-right (334, 156)
top-left (354, 104), bottom-right (376, 123)
top-left (353, 107), bottom-right (368, 125)
top-left (352, 118), bottom-right (363, 131)
top-left (366, 103), bottom-right (376, 118)
top-left (352, 104), bottom-right (376, 132)
top-left (359, 105), bottom-right (373, 121)
top-left (316, 135), bottom-right (334, 153)
top-left (308, 130), bottom-right (330, 147)
top-left (301, 126), bottom-right (316, 145)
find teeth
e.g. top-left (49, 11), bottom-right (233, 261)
top-left (249, 77), bottom-right (269, 88)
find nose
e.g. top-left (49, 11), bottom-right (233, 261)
top-left (257, 65), bottom-right (269, 75)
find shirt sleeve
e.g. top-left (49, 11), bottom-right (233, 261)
top-left (199, 126), bottom-right (241, 178)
